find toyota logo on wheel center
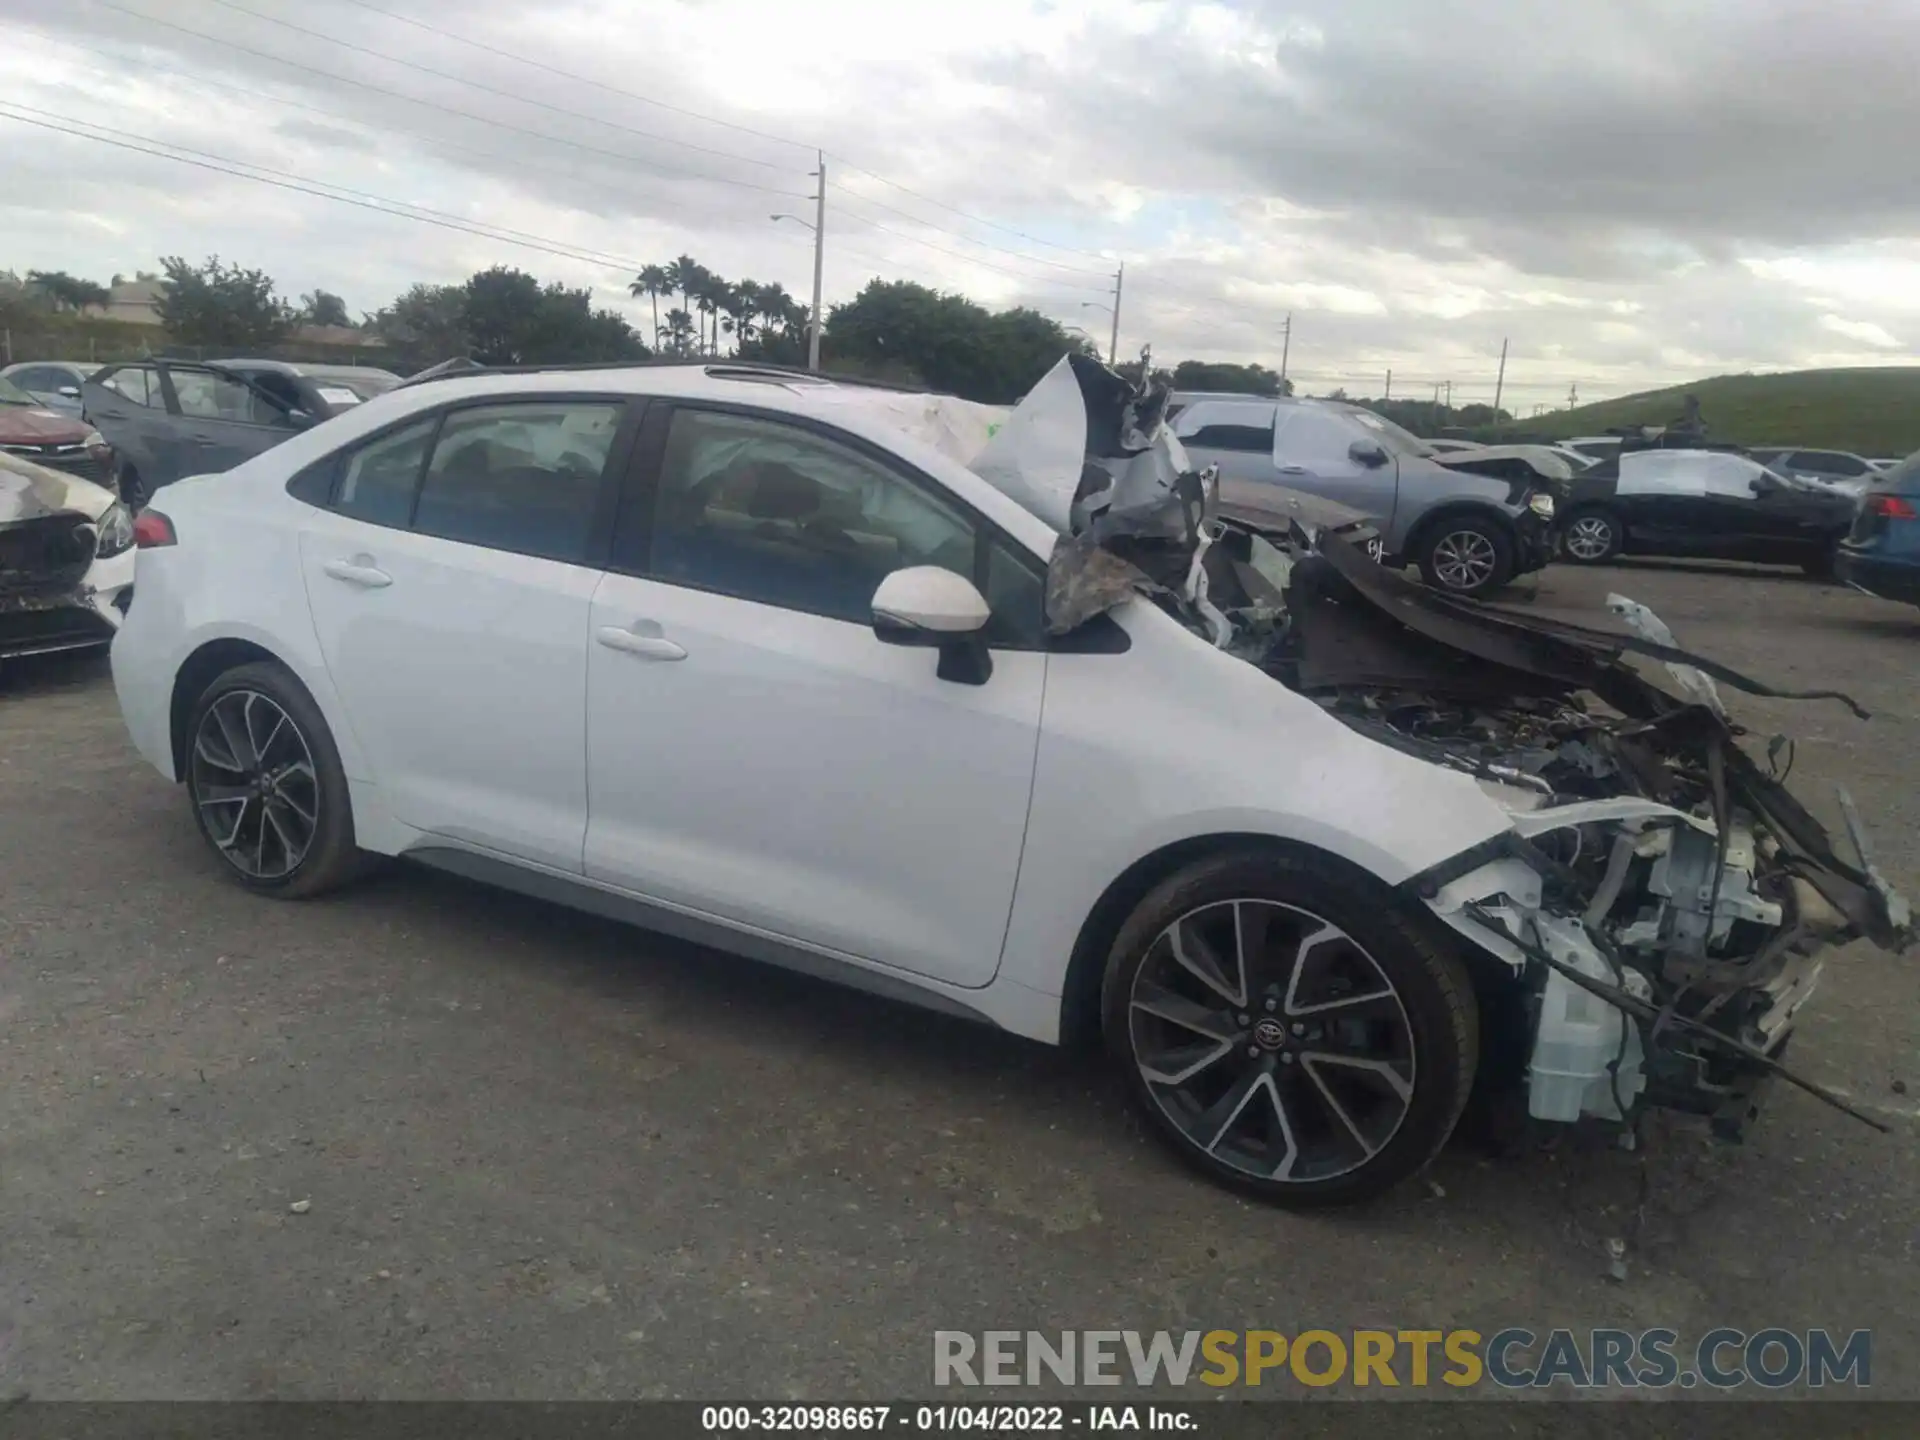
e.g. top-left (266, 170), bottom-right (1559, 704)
top-left (1251, 1017), bottom-right (1288, 1051)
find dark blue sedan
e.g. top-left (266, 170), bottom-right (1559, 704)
top-left (1838, 451), bottom-right (1920, 608)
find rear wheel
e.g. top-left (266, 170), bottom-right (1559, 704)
top-left (1560, 507), bottom-right (1622, 564)
top-left (1415, 516), bottom-right (1514, 595)
top-left (185, 662), bottom-right (365, 898)
top-left (1102, 851), bottom-right (1478, 1206)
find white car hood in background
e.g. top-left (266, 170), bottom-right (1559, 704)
top-left (808, 386), bottom-right (1007, 468)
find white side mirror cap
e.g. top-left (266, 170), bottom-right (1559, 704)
top-left (871, 566), bottom-right (990, 634)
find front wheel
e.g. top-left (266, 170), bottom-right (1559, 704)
top-left (1102, 851), bottom-right (1478, 1207)
top-left (1415, 516), bottom-right (1515, 595)
top-left (1560, 507), bottom-right (1622, 564)
top-left (185, 661), bottom-right (365, 898)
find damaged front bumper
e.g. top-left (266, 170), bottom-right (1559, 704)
top-left (1037, 359), bottom-right (1909, 1144)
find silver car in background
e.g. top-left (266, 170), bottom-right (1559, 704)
top-left (1168, 394), bottom-right (1559, 594)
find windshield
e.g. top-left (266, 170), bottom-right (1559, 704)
top-left (307, 370), bottom-right (400, 405)
top-left (0, 374), bottom-right (36, 406)
top-left (1344, 406), bottom-right (1431, 459)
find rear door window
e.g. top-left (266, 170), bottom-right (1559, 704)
top-left (99, 365), bottom-right (164, 408)
top-left (411, 402), bottom-right (625, 564)
top-left (335, 418), bottom-right (437, 529)
top-left (168, 367), bottom-right (262, 424)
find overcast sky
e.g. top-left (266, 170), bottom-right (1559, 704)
top-left (3, 0), bottom-right (1918, 407)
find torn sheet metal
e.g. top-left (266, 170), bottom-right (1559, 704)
top-left (1607, 592), bottom-right (1727, 720)
top-left (966, 355), bottom-right (1088, 534)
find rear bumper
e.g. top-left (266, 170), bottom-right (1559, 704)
top-left (1837, 549), bottom-right (1920, 606)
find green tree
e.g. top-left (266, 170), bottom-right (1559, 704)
top-left (299, 289), bottom-right (353, 327)
top-left (26, 269), bottom-right (111, 312)
top-left (1171, 359), bottom-right (1289, 397)
top-left (460, 265), bottom-right (646, 365)
top-left (154, 255), bottom-right (295, 348)
top-left (824, 280), bottom-right (1083, 403)
top-left (366, 282), bottom-right (471, 359)
top-left (663, 255), bottom-right (704, 356)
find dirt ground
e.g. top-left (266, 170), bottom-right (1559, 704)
top-left (2, 557), bottom-right (1916, 1401)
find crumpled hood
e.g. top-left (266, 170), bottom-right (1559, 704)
top-left (0, 450), bottom-right (117, 523)
top-left (0, 405), bottom-right (91, 446)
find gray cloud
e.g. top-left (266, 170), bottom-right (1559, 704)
top-left (1, 0), bottom-right (1916, 398)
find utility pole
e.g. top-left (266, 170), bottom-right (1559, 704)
top-left (1492, 338), bottom-right (1508, 423)
top-left (1443, 379), bottom-right (1453, 413)
top-left (805, 151), bottom-right (827, 371)
top-left (1108, 262), bottom-right (1123, 365)
top-left (1384, 368), bottom-right (1392, 401)
top-left (1279, 313), bottom-right (1292, 389)
top-left (1567, 381), bottom-right (1578, 410)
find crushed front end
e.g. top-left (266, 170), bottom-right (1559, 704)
top-left (1041, 363), bottom-right (1911, 1145)
top-left (1, 452), bottom-right (136, 661)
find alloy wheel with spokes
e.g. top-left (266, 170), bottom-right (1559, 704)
top-left (1128, 899), bottom-right (1417, 1186)
top-left (189, 688), bottom-right (321, 880)
top-left (1429, 529), bottom-right (1500, 591)
top-left (1564, 513), bottom-right (1618, 562)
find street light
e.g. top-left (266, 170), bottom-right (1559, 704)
top-left (1081, 297), bottom-right (1119, 364)
top-left (770, 213), bottom-right (815, 233)
top-left (772, 150), bottom-right (826, 371)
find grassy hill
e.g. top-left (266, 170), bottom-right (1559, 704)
top-left (1500, 367), bottom-right (1920, 456)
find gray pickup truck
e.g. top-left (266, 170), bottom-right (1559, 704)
top-left (1169, 392), bottom-right (1559, 595)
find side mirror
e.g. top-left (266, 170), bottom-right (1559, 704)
top-left (1349, 440), bottom-right (1388, 468)
top-left (286, 408), bottom-right (316, 430)
top-left (871, 566), bottom-right (994, 685)
top-left (58, 385), bottom-right (81, 399)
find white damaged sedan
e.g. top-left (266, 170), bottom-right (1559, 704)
top-left (0, 450), bottom-right (137, 664)
top-left (107, 356), bottom-right (1909, 1204)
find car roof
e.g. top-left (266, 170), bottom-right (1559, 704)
top-left (3, 359), bottom-right (94, 374)
top-left (255, 362), bottom-right (1065, 556)
top-left (210, 358), bottom-right (400, 381)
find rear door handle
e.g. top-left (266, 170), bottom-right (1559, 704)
top-left (596, 623), bottom-right (687, 661)
top-left (323, 557), bottom-right (392, 589)
top-left (1276, 463), bottom-right (1309, 475)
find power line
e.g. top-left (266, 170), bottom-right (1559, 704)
top-left (0, 104), bottom-right (657, 273)
top-left (329, 0), bottom-right (817, 157)
top-left (830, 201), bottom-right (1113, 292)
top-left (280, 0), bottom-right (1111, 262)
top-left (826, 182), bottom-right (1111, 277)
top-left (87, 0), bottom-right (808, 198)
top-left (829, 159), bottom-right (1109, 260)
top-left (194, 0), bottom-right (795, 175)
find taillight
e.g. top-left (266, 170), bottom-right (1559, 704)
top-left (132, 509), bottom-right (177, 548)
top-left (1868, 494), bottom-right (1917, 519)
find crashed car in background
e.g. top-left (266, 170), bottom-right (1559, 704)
top-left (985, 356), bottom-right (1909, 1178)
top-left (0, 449), bottom-right (137, 663)
top-left (1167, 392), bottom-right (1558, 597)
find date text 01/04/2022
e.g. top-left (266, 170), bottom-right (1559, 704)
top-left (700, 1406), bottom-right (1194, 1432)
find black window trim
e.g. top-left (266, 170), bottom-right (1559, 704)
top-left (286, 390), bottom-right (650, 571)
top-left (605, 397), bottom-right (1125, 655)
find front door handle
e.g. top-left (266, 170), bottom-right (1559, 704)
top-left (596, 623), bottom-right (687, 661)
top-left (323, 556), bottom-right (392, 588)
top-left (1276, 463), bottom-right (1309, 475)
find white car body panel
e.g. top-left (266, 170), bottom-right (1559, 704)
top-left (296, 509), bottom-right (598, 874)
top-left (585, 572), bottom-right (1046, 989)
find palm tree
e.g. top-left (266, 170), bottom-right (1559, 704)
top-left (725, 280), bottom-right (761, 350)
top-left (691, 275), bottom-right (723, 357)
top-left (664, 255), bottom-right (700, 352)
top-left (663, 307), bottom-right (696, 356)
top-left (756, 282), bottom-right (794, 340)
top-left (630, 264), bottom-right (670, 349)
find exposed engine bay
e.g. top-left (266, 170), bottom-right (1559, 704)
top-left (1049, 364), bottom-right (1911, 1141)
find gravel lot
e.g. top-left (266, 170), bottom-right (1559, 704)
top-left (2, 558), bottom-right (1916, 1401)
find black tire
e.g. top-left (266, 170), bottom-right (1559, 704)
top-left (117, 463), bottom-right (147, 511)
top-left (184, 661), bottom-right (365, 899)
top-left (1559, 506), bottom-right (1622, 564)
top-left (1414, 514), bottom-right (1515, 595)
top-left (1102, 850), bottom-right (1478, 1207)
